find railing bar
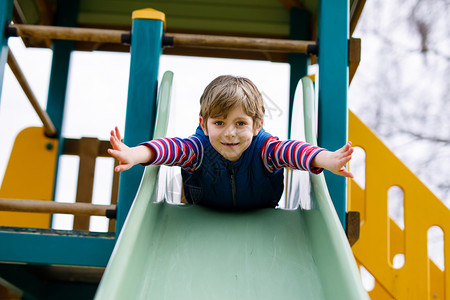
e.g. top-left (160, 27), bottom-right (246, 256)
top-left (9, 24), bottom-right (126, 44)
top-left (0, 198), bottom-right (116, 217)
top-left (7, 47), bottom-right (57, 137)
top-left (9, 24), bottom-right (317, 54)
top-left (169, 33), bottom-right (316, 54)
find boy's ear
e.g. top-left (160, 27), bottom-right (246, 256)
top-left (199, 116), bottom-right (208, 136)
top-left (253, 119), bottom-right (263, 136)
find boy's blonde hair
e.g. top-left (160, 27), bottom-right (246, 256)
top-left (200, 75), bottom-right (265, 129)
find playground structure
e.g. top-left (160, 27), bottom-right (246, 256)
top-left (0, 0), bottom-right (448, 299)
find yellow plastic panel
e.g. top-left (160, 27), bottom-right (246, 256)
top-left (348, 111), bottom-right (449, 299)
top-left (0, 127), bottom-right (58, 228)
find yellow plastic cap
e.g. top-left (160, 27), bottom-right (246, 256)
top-left (132, 8), bottom-right (166, 29)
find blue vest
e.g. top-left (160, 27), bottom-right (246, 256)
top-left (181, 125), bottom-right (284, 209)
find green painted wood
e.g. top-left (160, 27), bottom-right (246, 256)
top-left (15, 0), bottom-right (40, 24)
top-left (78, 0), bottom-right (290, 35)
top-left (0, 264), bottom-right (100, 299)
top-left (95, 75), bottom-right (368, 299)
top-left (0, 230), bottom-right (115, 266)
top-left (12, 0), bottom-right (365, 41)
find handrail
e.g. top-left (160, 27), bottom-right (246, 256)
top-left (8, 24), bottom-right (317, 54)
top-left (0, 198), bottom-right (116, 217)
top-left (8, 24), bottom-right (128, 44)
top-left (7, 47), bottom-right (57, 137)
top-left (167, 33), bottom-right (316, 54)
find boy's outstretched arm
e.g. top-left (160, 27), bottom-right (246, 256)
top-left (311, 142), bottom-right (354, 178)
top-left (108, 126), bottom-right (155, 172)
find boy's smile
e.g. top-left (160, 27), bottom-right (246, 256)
top-left (200, 105), bottom-right (262, 162)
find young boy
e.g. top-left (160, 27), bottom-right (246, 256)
top-left (108, 75), bottom-right (354, 209)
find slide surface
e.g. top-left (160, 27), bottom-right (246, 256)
top-left (95, 73), bottom-right (368, 299)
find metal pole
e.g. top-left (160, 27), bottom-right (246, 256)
top-left (115, 9), bottom-right (164, 235)
top-left (317, 0), bottom-right (350, 228)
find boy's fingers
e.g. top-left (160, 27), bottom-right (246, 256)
top-left (115, 163), bottom-right (131, 173)
top-left (108, 148), bottom-right (120, 159)
top-left (340, 168), bottom-right (354, 178)
top-left (115, 127), bottom-right (122, 141)
top-left (109, 137), bottom-right (118, 149)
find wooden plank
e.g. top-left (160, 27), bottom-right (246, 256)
top-left (108, 160), bottom-right (119, 232)
top-left (350, 0), bottom-right (366, 36)
top-left (349, 38), bottom-right (361, 84)
top-left (0, 198), bottom-right (115, 217)
top-left (73, 138), bottom-right (100, 231)
top-left (346, 211), bottom-right (360, 246)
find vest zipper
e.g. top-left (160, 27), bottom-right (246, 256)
top-left (229, 164), bottom-right (237, 207)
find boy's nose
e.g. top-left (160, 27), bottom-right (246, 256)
top-left (224, 125), bottom-right (236, 137)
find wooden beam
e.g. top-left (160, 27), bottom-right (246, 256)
top-left (346, 211), bottom-right (360, 246)
top-left (0, 198), bottom-right (115, 217)
top-left (168, 32), bottom-right (316, 54)
top-left (7, 47), bottom-right (57, 137)
top-left (9, 24), bottom-right (316, 54)
top-left (350, 0), bottom-right (366, 36)
top-left (277, 0), bottom-right (306, 11)
top-left (349, 38), bottom-right (361, 84)
top-left (9, 24), bottom-right (127, 43)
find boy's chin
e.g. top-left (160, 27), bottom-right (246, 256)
top-left (220, 152), bottom-right (242, 162)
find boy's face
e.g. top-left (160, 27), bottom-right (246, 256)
top-left (200, 105), bottom-right (262, 162)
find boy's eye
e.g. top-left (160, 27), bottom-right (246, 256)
top-left (214, 121), bottom-right (224, 126)
top-left (237, 121), bottom-right (246, 126)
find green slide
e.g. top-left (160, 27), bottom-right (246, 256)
top-left (95, 73), bottom-right (369, 299)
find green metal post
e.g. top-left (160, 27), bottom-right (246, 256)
top-left (317, 0), bottom-right (349, 228)
top-left (46, 1), bottom-right (78, 230)
top-left (0, 0), bottom-right (14, 100)
top-left (288, 8), bottom-right (311, 138)
top-left (116, 9), bottom-right (165, 235)
top-left (46, 0), bottom-right (78, 136)
top-left (46, 41), bottom-right (74, 135)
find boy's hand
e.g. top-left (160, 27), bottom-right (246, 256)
top-left (312, 142), bottom-right (354, 178)
top-left (108, 127), bottom-right (154, 172)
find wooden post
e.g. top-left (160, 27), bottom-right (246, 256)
top-left (73, 138), bottom-right (100, 231)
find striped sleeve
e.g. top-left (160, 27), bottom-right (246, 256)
top-left (261, 136), bottom-right (325, 174)
top-left (139, 136), bottom-right (203, 172)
